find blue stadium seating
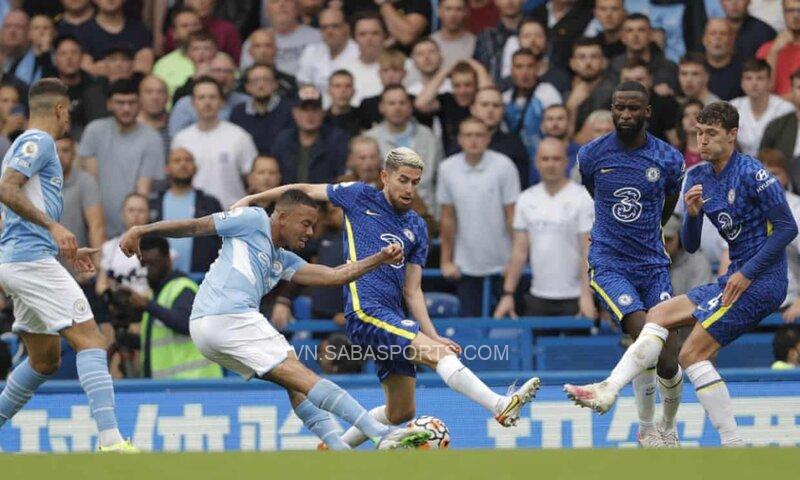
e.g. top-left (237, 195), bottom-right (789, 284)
top-left (425, 292), bottom-right (460, 317)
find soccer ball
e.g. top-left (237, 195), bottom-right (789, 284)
top-left (408, 415), bottom-right (450, 449)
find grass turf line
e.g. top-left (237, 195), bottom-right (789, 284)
top-left (0, 448), bottom-right (797, 480)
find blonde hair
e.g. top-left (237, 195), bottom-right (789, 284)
top-left (384, 147), bottom-right (424, 171)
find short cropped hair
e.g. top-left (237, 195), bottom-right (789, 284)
top-left (379, 84), bottom-right (410, 102)
top-left (378, 48), bottom-right (406, 69)
top-left (330, 69), bottom-right (354, 83)
top-left (511, 47), bottom-right (537, 63)
top-left (624, 12), bottom-right (651, 27)
top-left (384, 147), bottom-right (424, 172)
top-left (571, 36), bottom-right (604, 55)
top-left (107, 79), bottom-right (138, 99)
top-left (192, 75), bottom-right (224, 98)
top-left (696, 101), bottom-right (739, 131)
top-left (140, 236), bottom-right (170, 257)
top-left (679, 52), bottom-right (709, 72)
top-left (742, 58), bottom-right (771, 75)
top-left (29, 77), bottom-right (68, 104)
top-left (275, 189), bottom-right (318, 211)
top-left (614, 80), bottom-right (650, 102)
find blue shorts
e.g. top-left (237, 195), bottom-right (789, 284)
top-left (687, 272), bottom-right (786, 346)
top-left (590, 266), bottom-right (673, 323)
top-left (345, 306), bottom-right (419, 382)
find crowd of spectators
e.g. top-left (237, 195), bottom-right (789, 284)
top-left (1, 0), bottom-right (800, 377)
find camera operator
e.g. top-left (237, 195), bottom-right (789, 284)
top-left (119, 236), bottom-right (222, 379)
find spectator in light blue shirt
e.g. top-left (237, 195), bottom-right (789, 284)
top-left (168, 52), bottom-right (250, 137)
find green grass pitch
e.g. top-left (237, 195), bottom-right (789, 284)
top-left (1, 448), bottom-right (798, 480)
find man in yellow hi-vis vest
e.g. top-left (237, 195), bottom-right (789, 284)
top-left (126, 236), bottom-right (222, 379)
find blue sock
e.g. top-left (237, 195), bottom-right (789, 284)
top-left (295, 399), bottom-right (350, 450)
top-left (307, 379), bottom-right (390, 440)
top-left (0, 358), bottom-right (50, 427)
top-left (76, 349), bottom-right (120, 440)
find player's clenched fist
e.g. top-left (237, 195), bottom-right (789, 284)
top-left (380, 243), bottom-right (404, 265)
top-left (684, 184), bottom-right (704, 217)
top-left (118, 226), bottom-right (142, 260)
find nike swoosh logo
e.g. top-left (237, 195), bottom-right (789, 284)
top-left (600, 168), bottom-right (614, 173)
top-left (365, 209), bottom-right (380, 216)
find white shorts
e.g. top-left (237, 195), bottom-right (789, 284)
top-left (0, 258), bottom-right (93, 335)
top-left (190, 311), bottom-right (294, 379)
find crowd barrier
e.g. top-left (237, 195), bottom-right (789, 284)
top-left (1, 370), bottom-right (798, 452)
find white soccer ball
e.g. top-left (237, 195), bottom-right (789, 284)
top-left (408, 415), bottom-right (450, 449)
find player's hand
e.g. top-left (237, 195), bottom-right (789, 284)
top-left (653, 83), bottom-right (674, 97)
top-left (441, 261), bottom-right (460, 280)
top-left (493, 294), bottom-right (518, 319)
top-left (73, 247), bottom-right (99, 274)
top-left (119, 227), bottom-right (142, 259)
top-left (578, 291), bottom-right (598, 320)
top-left (270, 301), bottom-right (293, 330)
top-left (684, 184), bottom-right (704, 217)
top-left (379, 243), bottom-right (404, 265)
top-left (230, 195), bottom-right (253, 210)
top-left (721, 271), bottom-right (751, 306)
top-left (49, 222), bottom-right (78, 264)
top-left (782, 300), bottom-right (800, 323)
top-left (431, 334), bottom-right (462, 356)
top-left (118, 286), bottom-right (149, 309)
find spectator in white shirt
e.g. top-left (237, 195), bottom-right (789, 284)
top-left (439, 117), bottom-right (520, 316)
top-left (347, 11), bottom-right (388, 105)
top-left (730, 58), bottom-right (794, 157)
top-left (171, 76), bottom-right (258, 208)
top-left (431, 0), bottom-right (476, 69)
top-left (296, 7), bottom-right (358, 105)
top-left (494, 137), bottom-right (596, 318)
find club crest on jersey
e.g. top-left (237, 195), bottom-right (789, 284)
top-left (717, 212), bottom-right (741, 241)
top-left (403, 228), bottom-right (415, 242)
top-left (618, 294), bottom-right (633, 306)
top-left (73, 299), bottom-right (89, 315)
top-left (660, 292), bottom-right (672, 301)
top-left (728, 189), bottom-right (736, 204)
top-left (380, 233), bottom-right (405, 269)
top-left (645, 167), bottom-right (660, 182)
top-left (21, 141), bottom-right (37, 157)
top-left (272, 260), bottom-right (283, 275)
top-left (755, 169), bottom-right (769, 182)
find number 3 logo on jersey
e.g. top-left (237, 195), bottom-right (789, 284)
top-left (717, 212), bottom-right (741, 241)
top-left (612, 187), bottom-right (643, 223)
top-left (380, 233), bottom-right (406, 269)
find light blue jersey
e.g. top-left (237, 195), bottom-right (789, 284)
top-left (190, 207), bottom-right (307, 319)
top-left (0, 129), bottom-right (63, 263)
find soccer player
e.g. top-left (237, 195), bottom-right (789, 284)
top-left (565, 101), bottom-right (798, 446)
top-left (573, 81), bottom-right (686, 447)
top-left (119, 189), bottom-right (430, 450)
top-left (0, 78), bottom-right (134, 452)
top-left (235, 147), bottom-right (541, 449)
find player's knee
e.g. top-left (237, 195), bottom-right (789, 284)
top-left (645, 306), bottom-right (669, 328)
top-left (656, 359), bottom-right (679, 379)
top-left (678, 344), bottom-right (709, 368)
top-left (29, 356), bottom-right (60, 376)
top-left (386, 406), bottom-right (415, 425)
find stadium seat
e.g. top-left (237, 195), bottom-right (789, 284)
top-left (425, 292), bottom-right (460, 318)
top-left (293, 295), bottom-right (313, 320)
top-left (715, 333), bottom-right (774, 368)
top-left (534, 336), bottom-right (625, 371)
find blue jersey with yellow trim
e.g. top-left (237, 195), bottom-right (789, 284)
top-left (579, 131), bottom-right (684, 269)
top-left (684, 151), bottom-right (788, 277)
top-left (0, 129), bottom-right (63, 263)
top-left (326, 182), bottom-right (429, 315)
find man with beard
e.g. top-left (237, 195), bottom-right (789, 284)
top-left (565, 37), bottom-right (616, 132)
top-left (149, 148), bottom-right (222, 274)
top-left (575, 81), bottom-right (686, 447)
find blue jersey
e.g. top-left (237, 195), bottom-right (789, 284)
top-left (190, 207), bottom-right (306, 319)
top-left (0, 129), bottom-right (63, 263)
top-left (685, 151), bottom-right (788, 277)
top-left (579, 132), bottom-right (684, 269)
top-left (327, 182), bottom-right (429, 315)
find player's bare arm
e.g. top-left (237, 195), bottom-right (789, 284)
top-left (404, 263), bottom-right (462, 354)
top-left (233, 184), bottom-right (331, 209)
top-left (0, 168), bottom-right (78, 263)
top-left (119, 216), bottom-right (216, 259)
top-left (493, 230), bottom-right (530, 320)
top-left (291, 244), bottom-right (404, 286)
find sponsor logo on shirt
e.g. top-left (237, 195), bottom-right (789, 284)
top-left (380, 233), bottom-right (405, 269)
top-left (757, 177), bottom-right (777, 193)
top-left (755, 169), bottom-right (769, 182)
top-left (50, 176), bottom-right (63, 187)
top-left (12, 157), bottom-right (31, 169)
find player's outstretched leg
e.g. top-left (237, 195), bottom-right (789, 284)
top-left (340, 405), bottom-right (392, 448)
top-left (62, 320), bottom-right (135, 452)
top-left (680, 325), bottom-right (743, 447)
top-left (286, 389), bottom-right (350, 451)
top-left (340, 374), bottom-right (415, 448)
top-left (265, 357), bottom-right (430, 449)
top-left (0, 333), bottom-right (57, 429)
top-left (410, 333), bottom-right (540, 427)
top-left (656, 327), bottom-right (689, 447)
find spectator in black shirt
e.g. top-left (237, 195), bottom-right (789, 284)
top-left (529, 0), bottom-right (594, 70)
top-left (56, 0), bottom-right (95, 37)
top-left (53, 34), bottom-right (97, 139)
top-left (619, 58), bottom-right (679, 145)
top-left (325, 69), bottom-right (361, 137)
top-left (703, 18), bottom-right (744, 101)
top-left (722, 0), bottom-right (776, 60)
top-left (592, 0), bottom-right (626, 59)
top-left (376, 0), bottom-right (431, 50)
top-left (229, 63), bottom-right (294, 155)
top-left (566, 36), bottom-right (616, 132)
top-left (469, 86), bottom-right (530, 188)
top-left (74, 0), bottom-right (154, 76)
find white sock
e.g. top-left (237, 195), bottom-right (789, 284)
top-left (607, 324), bottom-right (668, 393)
top-left (658, 366), bottom-right (683, 431)
top-left (340, 405), bottom-right (390, 448)
top-left (436, 354), bottom-right (502, 413)
top-left (99, 428), bottom-right (124, 447)
top-left (685, 361), bottom-right (743, 446)
top-left (633, 368), bottom-right (656, 434)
